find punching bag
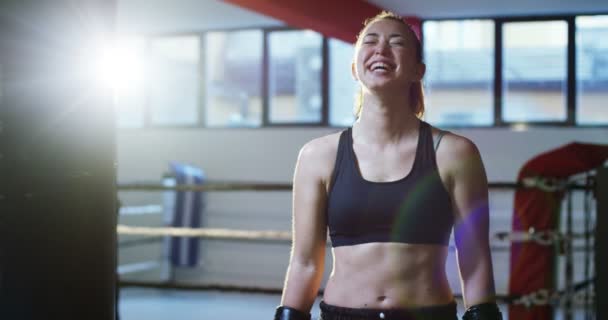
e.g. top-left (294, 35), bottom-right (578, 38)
top-left (0, 1), bottom-right (118, 319)
top-left (509, 142), bottom-right (608, 320)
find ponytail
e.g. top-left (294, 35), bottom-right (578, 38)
top-left (353, 87), bottom-right (363, 118)
top-left (410, 81), bottom-right (425, 118)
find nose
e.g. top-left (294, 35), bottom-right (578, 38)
top-left (374, 41), bottom-right (390, 55)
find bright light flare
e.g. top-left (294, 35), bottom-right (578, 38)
top-left (87, 36), bottom-right (146, 95)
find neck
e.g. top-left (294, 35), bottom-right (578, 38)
top-left (354, 90), bottom-right (420, 146)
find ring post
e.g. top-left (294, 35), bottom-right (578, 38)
top-left (595, 166), bottom-right (607, 320)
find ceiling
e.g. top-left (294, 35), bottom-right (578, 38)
top-left (366, 0), bottom-right (608, 19)
top-left (115, 0), bottom-right (608, 34)
top-left (116, 0), bottom-right (283, 34)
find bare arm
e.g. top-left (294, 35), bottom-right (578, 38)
top-left (446, 136), bottom-right (497, 308)
top-left (280, 141), bottom-right (328, 312)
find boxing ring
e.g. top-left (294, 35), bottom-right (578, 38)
top-left (116, 147), bottom-right (607, 320)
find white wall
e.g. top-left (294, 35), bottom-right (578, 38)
top-left (116, 126), bottom-right (607, 291)
top-left (116, 127), bottom-right (608, 184)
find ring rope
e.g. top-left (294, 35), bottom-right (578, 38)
top-left (118, 182), bottom-right (292, 192)
top-left (494, 229), bottom-right (593, 245)
top-left (508, 277), bottom-right (596, 307)
top-left (118, 225), bottom-right (592, 245)
top-left (117, 225), bottom-right (291, 241)
top-left (116, 181), bottom-right (592, 192)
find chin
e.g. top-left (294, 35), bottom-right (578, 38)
top-left (366, 81), bottom-right (402, 93)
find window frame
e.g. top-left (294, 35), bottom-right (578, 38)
top-left (496, 16), bottom-right (574, 127)
top-left (262, 27), bottom-right (329, 128)
top-left (116, 13), bottom-right (608, 130)
top-left (423, 13), bottom-right (608, 128)
top-left (419, 18), bottom-right (496, 128)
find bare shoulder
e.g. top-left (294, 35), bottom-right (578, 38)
top-left (430, 126), bottom-right (484, 184)
top-left (297, 131), bottom-right (343, 186)
top-left (435, 130), bottom-right (480, 160)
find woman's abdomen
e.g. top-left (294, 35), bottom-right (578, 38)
top-left (323, 242), bottom-right (453, 309)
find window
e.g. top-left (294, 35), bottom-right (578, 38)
top-left (423, 20), bottom-right (495, 126)
top-left (576, 15), bottom-right (608, 125)
top-left (502, 21), bottom-right (568, 123)
top-left (268, 30), bottom-right (323, 124)
top-left (114, 36), bottom-right (147, 129)
top-left (329, 38), bottom-right (356, 127)
top-left (114, 16), bottom-right (607, 129)
top-left (205, 30), bottom-right (263, 127)
top-left (148, 36), bottom-right (200, 126)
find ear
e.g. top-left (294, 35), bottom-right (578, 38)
top-left (351, 62), bottom-right (358, 81)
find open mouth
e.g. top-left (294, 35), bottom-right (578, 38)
top-left (369, 61), bottom-right (394, 72)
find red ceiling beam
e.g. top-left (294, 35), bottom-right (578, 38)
top-left (222, 0), bottom-right (420, 44)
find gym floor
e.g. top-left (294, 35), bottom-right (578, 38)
top-left (119, 288), bottom-right (598, 319)
top-left (119, 288), bottom-right (596, 320)
top-left (119, 288), bottom-right (295, 319)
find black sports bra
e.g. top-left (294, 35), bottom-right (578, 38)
top-left (326, 121), bottom-right (454, 247)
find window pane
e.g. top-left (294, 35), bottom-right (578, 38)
top-left (206, 30), bottom-right (263, 127)
top-left (576, 15), bottom-right (608, 125)
top-left (268, 30), bottom-right (323, 123)
top-left (114, 36), bottom-right (147, 128)
top-left (329, 38), bottom-right (356, 127)
top-left (502, 21), bottom-right (567, 122)
top-left (148, 36), bottom-right (200, 126)
top-left (423, 20), bottom-right (495, 126)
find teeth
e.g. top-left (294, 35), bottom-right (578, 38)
top-left (371, 62), bottom-right (390, 71)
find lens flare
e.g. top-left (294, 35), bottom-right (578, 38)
top-left (95, 38), bottom-right (146, 94)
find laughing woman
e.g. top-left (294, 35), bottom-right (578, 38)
top-left (275, 11), bottom-right (502, 320)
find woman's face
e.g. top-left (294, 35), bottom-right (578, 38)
top-left (352, 19), bottom-right (424, 92)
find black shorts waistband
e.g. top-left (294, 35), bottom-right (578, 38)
top-left (319, 300), bottom-right (457, 320)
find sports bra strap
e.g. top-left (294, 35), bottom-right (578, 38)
top-left (434, 130), bottom-right (448, 152)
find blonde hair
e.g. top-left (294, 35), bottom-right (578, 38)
top-left (353, 11), bottom-right (425, 119)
